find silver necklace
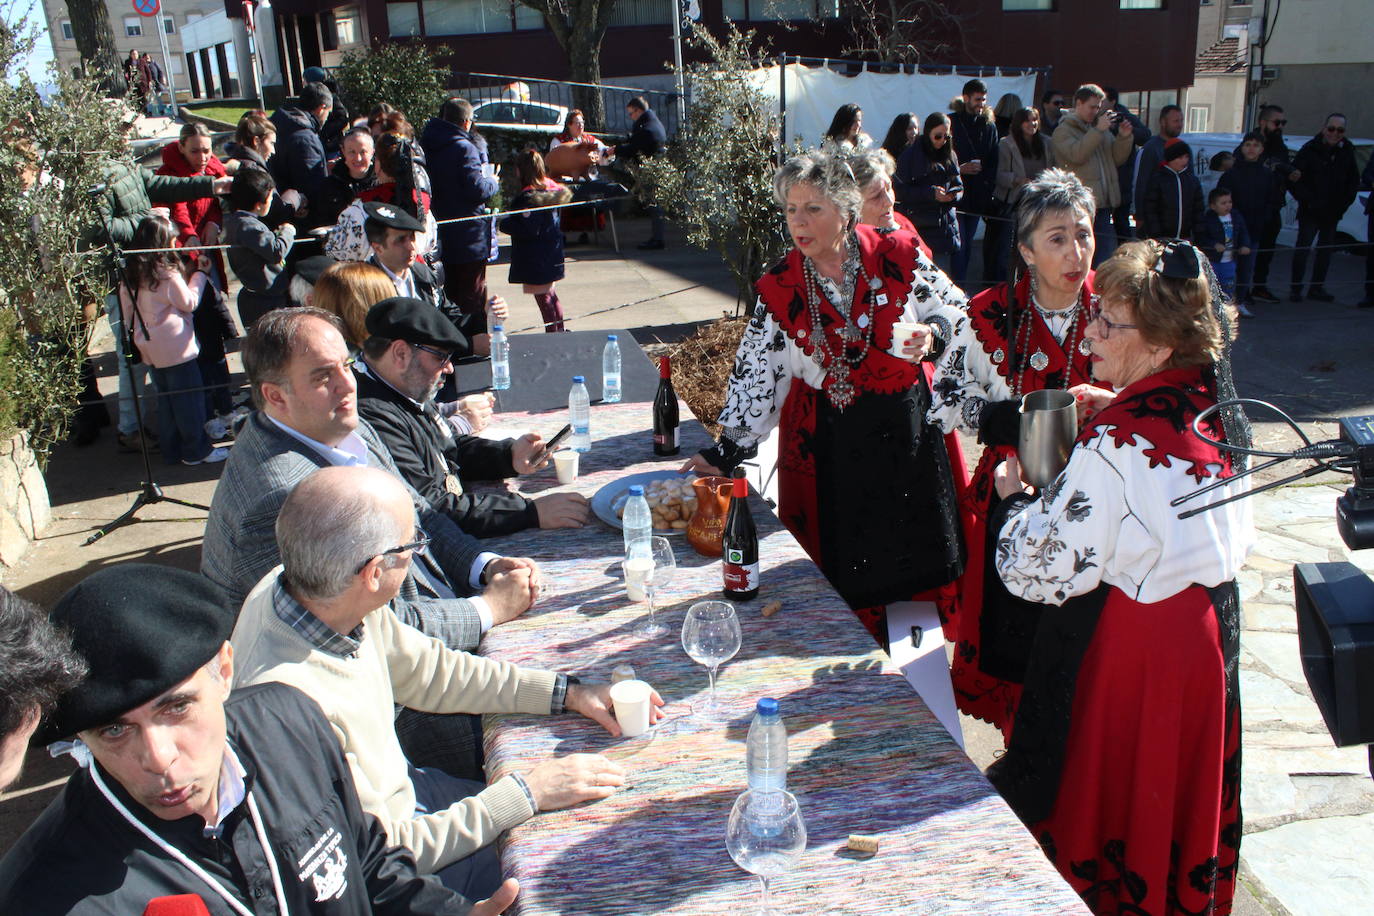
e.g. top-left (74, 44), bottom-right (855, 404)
top-left (801, 237), bottom-right (881, 410)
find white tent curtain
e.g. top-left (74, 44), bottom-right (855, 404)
top-left (747, 62), bottom-right (1039, 151)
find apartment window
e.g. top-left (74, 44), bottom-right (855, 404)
top-left (163, 15), bottom-right (175, 33)
top-left (608, 0), bottom-right (672, 26)
top-left (721, 0), bottom-right (840, 19)
top-left (60, 20), bottom-right (74, 40)
top-left (514, 1), bottom-right (541, 28)
top-left (1121, 0), bottom-right (1164, 7)
top-left (1004, 0), bottom-right (1055, 9)
top-left (423, 0), bottom-right (509, 35)
top-left (124, 16), bottom-right (143, 37)
top-left (387, 1), bottom-right (421, 36)
top-left (1187, 105), bottom-right (1210, 133)
top-left (335, 9), bottom-right (361, 44)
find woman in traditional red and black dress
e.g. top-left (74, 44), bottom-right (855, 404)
top-left (988, 238), bottom-right (1252, 915)
top-left (928, 168), bottom-right (1102, 738)
top-left (684, 149), bottom-right (967, 642)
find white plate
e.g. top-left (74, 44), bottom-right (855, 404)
top-left (591, 470), bottom-right (698, 535)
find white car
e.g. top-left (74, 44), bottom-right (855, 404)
top-left (470, 99), bottom-right (569, 142)
top-left (1182, 131), bottom-right (1371, 246)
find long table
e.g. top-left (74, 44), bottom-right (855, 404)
top-left (472, 398), bottom-right (1087, 914)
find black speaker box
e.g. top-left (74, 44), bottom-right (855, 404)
top-left (1293, 562), bottom-right (1374, 747)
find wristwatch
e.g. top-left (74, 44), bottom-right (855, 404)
top-left (551, 674), bottom-right (581, 714)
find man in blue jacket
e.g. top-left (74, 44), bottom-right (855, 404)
top-left (422, 99), bottom-right (499, 331)
top-left (614, 96), bottom-right (668, 250)
top-left (948, 79), bottom-right (1000, 287)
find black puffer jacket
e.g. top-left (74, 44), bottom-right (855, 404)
top-left (499, 182), bottom-right (572, 286)
top-left (1292, 134), bottom-right (1360, 223)
top-left (268, 106), bottom-right (329, 202)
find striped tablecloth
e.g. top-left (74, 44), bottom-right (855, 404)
top-left (474, 401), bottom-right (1087, 915)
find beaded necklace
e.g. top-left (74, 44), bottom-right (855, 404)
top-left (1010, 282), bottom-right (1091, 398)
top-left (800, 234), bottom-right (883, 410)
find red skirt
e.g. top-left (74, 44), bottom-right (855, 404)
top-left (1030, 585), bottom-right (1240, 916)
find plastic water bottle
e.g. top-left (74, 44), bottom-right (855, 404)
top-left (569, 375), bottom-right (591, 452)
top-left (602, 334), bottom-right (622, 403)
top-left (490, 325), bottom-right (510, 390)
top-left (745, 698), bottom-right (788, 793)
top-left (622, 484), bottom-right (652, 558)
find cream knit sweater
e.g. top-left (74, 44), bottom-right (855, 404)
top-left (231, 567), bottom-right (557, 872)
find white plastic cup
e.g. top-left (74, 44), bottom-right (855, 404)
top-left (553, 449), bottom-right (579, 484)
top-left (888, 321), bottom-right (925, 358)
top-left (623, 555), bottom-right (653, 602)
top-left (609, 679), bottom-right (653, 737)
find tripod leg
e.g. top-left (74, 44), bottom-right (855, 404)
top-left (83, 490), bottom-right (156, 546)
top-left (160, 495), bottom-right (212, 512)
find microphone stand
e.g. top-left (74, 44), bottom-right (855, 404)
top-left (84, 189), bottom-right (209, 545)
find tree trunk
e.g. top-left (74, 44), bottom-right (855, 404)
top-left (567, 31), bottom-right (606, 130)
top-left (65, 0), bottom-right (126, 96)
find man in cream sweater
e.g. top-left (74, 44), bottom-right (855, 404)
top-left (231, 465), bottom-right (663, 899)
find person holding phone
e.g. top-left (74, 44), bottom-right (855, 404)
top-left (355, 297), bottom-right (590, 537)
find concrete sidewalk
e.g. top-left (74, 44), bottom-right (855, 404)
top-left (2, 219), bottom-right (1372, 915)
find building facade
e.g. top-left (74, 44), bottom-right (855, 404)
top-left (41, 0), bottom-right (258, 102)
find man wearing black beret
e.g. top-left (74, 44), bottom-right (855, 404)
top-left (362, 201), bottom-right (509, 359)
top-left (0, 563), bottom-right (518, 915)
top-left (355, 297), bottom-right (589, 537)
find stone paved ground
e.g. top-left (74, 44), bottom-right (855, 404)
top-left (2, 218), bottom-right (1372, 914)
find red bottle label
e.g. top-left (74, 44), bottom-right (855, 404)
top-left (653, 429), bottom-right (678, 447)
top-left (723, 559), bottom-right (759, 592)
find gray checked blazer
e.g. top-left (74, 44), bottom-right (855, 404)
top-left (201, 411), bottom-right (485, 650)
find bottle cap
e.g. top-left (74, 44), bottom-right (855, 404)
top-left (756, 697), bottom-right (779, 716)
top-left (607, 334), bottom-right (618, 341)
top-left (573, 375), bottom-right (585, 383)
top-left (493, 325), bottom-right (503, 332)
top-left (628, 485), bottom-right (645, 496)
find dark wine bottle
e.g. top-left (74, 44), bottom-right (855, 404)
top-left (722, 468), bottom-right (760, 601)
top-left (653, 356), bottom-right (680, 456)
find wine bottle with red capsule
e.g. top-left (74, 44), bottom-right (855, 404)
top-left (652, 356), bottom-right (680, 456)
top-left (722, 468), bottom-right (759, 601)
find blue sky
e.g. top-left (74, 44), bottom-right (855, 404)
top-left (5, 0), bottom-right (58, 85)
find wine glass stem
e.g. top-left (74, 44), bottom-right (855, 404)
top-left (646, 586), bottom-right (656, 626)
top-left (707, 665), bottom-right (718, 705)
top-left (758, 875), bottom-right (772, 913)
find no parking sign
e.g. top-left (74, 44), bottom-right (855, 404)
top-left (131, 0), bottom-right (160, 17)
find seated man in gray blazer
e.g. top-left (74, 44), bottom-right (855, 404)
top-left (202, 307), bottom-right (542, 775)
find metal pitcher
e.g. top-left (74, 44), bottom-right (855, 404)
top-left (1018, 389), bottom-right (1078, 490)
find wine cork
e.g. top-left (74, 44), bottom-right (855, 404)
top-left (761, 600), bottom-right (783, 618)
top-left (846, 834), bottom-right (880, 855)
top-left (610, 664), bottom-right (637, 684)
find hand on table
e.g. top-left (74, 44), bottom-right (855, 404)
top-left (535, 492), bottom-right (589, 528)
top-left (994, 454), bottom-right (1034, 500)
top-left (484, 558), bottom-right (542, 623)
top-left (512, 432), bottom-right (550, 473)
top-left (566, 682), bottom-right (665, 736)
top-left (523, 753), bottom-right (626, 811)
top-left (680, 452), bottom-right (723, 476)
top-left (456, 392), bottom-right (495, 432)
top-left (471, 879), bottom-right (519, 916)
top-left (1069, 383), bottom-right (1115, 422)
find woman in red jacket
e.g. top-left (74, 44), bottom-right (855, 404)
top-left (154, 123), bottom-right (227, 250)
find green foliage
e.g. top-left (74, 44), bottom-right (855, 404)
top-left (0, 10), bottom-right (129, 456)
top-left (334, 40), bottom-right (449, 128)
top-left (638, 23), bottom-right (793, 311)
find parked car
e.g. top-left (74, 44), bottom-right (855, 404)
top-left (1182, 131), bottom-right (1372, 246)
top-left (471, 99), bottom-right (569, 144)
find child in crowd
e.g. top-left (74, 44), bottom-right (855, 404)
top-left (1218, 131), bottom-right (1279, 307)
top-left (118, 216), bottom-right (229, 466)
top-left (499, 149), bottom-right (572, 332)
top-left (1208, 150), bottom-right (1234, 173)
top-left (1141, 140), bottom-right (1204, 240)
top-left (1196, 187), bottom-right (1254, 316)
top-left (223, 168), bottom-right (297, 329)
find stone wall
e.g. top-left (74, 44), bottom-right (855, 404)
top-left (0, 433), bottom-right (51, 568)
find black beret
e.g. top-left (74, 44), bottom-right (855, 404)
top-left (294, 254), bottom-right (336, 286)
top-left (366, 297), bottom-right (469, 353)
top-left (38, 564), bottom-right (234, 744)
top-left (363, 200), bottom-right (424, 233)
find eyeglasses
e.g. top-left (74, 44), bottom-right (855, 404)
top-left (1088, 304), bottom-right (1138, 339)
top-left (1266, 119), bottom-right (1287, 127)
top-left (411, 342), bottom-right (455, 366)
top-left (1325, 125), bottom-right (1346, 134)
top-left (356, 532), bottom-right (431, 573)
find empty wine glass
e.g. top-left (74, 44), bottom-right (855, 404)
top-left (726, 789), bottom-right (808, 915)
top-left (632, 536), bottom-right (676, 637)
top-left (680, 600), bottom-right (741, 716)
